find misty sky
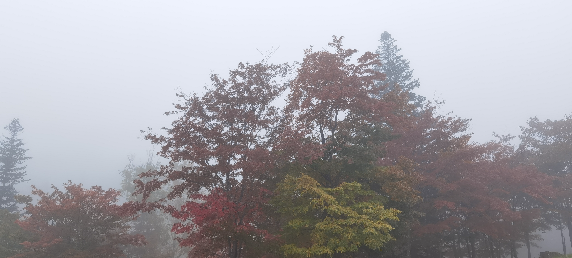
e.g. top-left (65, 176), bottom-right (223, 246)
top-left (1, 0), bottom-right (571, 204)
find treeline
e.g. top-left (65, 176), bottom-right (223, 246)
top-left (1, 32), bottom-right (572, 258)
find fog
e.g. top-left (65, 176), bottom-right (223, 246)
top-left (1, 1), bottom-right (571, 256)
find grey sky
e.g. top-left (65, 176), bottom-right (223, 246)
top-left (1, 1), bottom-right (571, 198)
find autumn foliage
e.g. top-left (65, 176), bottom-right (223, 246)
top-left (274, 174), bottom-right (399, 257)
top-left (124, 35), bottom-right (572, 258)
top-left (137, 61), bottom-right (288, 257)
top-left (5, 34), bottom-right (569, 258)
top-left (13, 182), bottom-right (144, 258)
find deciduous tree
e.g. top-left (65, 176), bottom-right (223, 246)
top-left (137, 61), bottom-right (288, 258)
top-left (0, 207), bottom-right (35, 258)
top-left (274, 174), bottom-right (399, 258)
top-left (517, 114), bottom-right (572, 250)
top-left (14, 182), bottom-right (144, 258)
top-left (377, 102), bottom-right (557, 257)
top-left (120, 156), bottom-right (189, 258)
top-left (280, 35), bottom-right (391, 185)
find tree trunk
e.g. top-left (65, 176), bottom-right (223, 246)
top-left (452, 234), bottom-right (460, 258)
top-left (511, 239), bottom-right (518, 258)
top-left (566, 215), bottom-right (572, 248)
top-left (524, 231), bottom-right (531, 258)
top-left (470, 234), bottom-right (476, 258)
top-left (466, 235), bottom-right (473, 258)
top-left (227, 238), bottom-right (241, 258)
top-left (561, 226), bottom-right (567, 256)
top-left (405, 227), bottom-right (412, 258)
top-left (488, 236), bottom-right (495, 258)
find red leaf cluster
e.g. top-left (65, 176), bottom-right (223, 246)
top-left (13, 182), bottom-right (144, 258)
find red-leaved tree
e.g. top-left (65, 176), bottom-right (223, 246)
top-left (137, 61), bottom-right (288, 258)
top-left (378, 104), bottom-right (557, 257)
top-left (14, 182), bottom-right (144, 258)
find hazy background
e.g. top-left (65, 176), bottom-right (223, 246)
top-left (1, 3), bottom-right (571, 251)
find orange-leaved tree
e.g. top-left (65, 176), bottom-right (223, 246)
top-left (13, 182), bottom-right (144, 258)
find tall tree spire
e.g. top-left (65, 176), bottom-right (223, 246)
top-left (375, 31), bottom-right (425, 108)
top-left (0, 118), bottom-right (31, 212)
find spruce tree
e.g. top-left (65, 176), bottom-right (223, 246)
top-left (375, 31), bottom-right (425, 108)
top-left (0, 118), bottom-right (30, 212)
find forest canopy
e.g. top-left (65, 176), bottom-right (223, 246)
top-left (2, 33), bottom-right (571, 258)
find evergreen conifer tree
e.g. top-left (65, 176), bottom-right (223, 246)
top-left (375, 31), bottom-right (425, 108)
top-left (0, 118), bottom-right (30, 212)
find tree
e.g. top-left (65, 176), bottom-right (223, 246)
top-left (375, 106), bottom-right (472, 258)
top-left (375, 99), bottom-right (557, 257)
top-left (120, 156), bottom-right (189, 258)
top-left (0, 119), bottom-right (30, 212)
top-left (274, 36), bottom-right (420, 257)
top-left (280, 35), bottom-right (392, 185)
top-left (0, 207), bottom-right (35, 258)
top-left (517, 114), bottom-right (572, 250)
top-left (137, 60), bottom-right (289, 258)
top-left (518, 115), bottom-right (572, 177)
top-left (14, 182), bottom-right (144, 258)
top-left (375, 31), bottom-right (425, 108)
top-left (273, 174), bottom-right (399, 258)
